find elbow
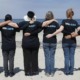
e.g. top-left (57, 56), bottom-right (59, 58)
top-left (14, 24), bottom-right (19, 28)
top-left (16, 26), bottom-right (19, 28)
top-left (56, 29), bottom-right (62, 33)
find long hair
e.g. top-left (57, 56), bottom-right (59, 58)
top-left (66, 8), bottom-right (74, 19)
top-left (45, 11), bottom-right (54, 20)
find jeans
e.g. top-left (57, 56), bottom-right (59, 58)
top-left (2, 50), bottom-right (15, 73)
top-left (62, 43), bottom-right (76, 73)
top-left (43, 43), bottom-right (56, 74)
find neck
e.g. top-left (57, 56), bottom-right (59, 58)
top-left (29, 18), bottom-right (35, 24)
top-left (67, 17), bottom-right (72, 19)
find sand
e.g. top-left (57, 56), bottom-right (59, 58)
top-left (0, 32), bottom-right (80, 80)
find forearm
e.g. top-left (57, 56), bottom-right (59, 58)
top-left (71, 32), bottom-right (78, 38)
top-left (65, 32), bottom-right (78, 39)
top-left (0, 21), bottom-right (10, 27)
top-left (52, 25), bottom-right (64, 36)
top-left (42, 19), bottom-right (57, 27)
top-left (77, 26), bottom-right (80, 31)
top-left (8, 22), bottom-right (19, 28)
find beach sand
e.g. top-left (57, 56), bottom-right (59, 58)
top-left (0, 32), bottom-right (80, 80)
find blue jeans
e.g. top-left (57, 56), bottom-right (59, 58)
top-left (62, 43), bottom-right (76, 73)
top-left (43, 43), bottom-right (56, 74)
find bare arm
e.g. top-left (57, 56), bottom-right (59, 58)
top-left (65, 26), bottom-right (80, 39)
top-left (52, 25), bottom-right (64, 36)
top-left (70, 26), bottom-right (80, 37)
top-left (76, 26), bottom-right (80, 31)
top-left (0, 20), bottom-right (11, 27)
top-left (8, 22), bottom-right (19, 28)
top-left (46, 25), bottom-right (64, 38)
top-left (42, 19), bottom-right (58, 27)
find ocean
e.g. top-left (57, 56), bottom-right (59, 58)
top-left (0, 19), bottom-right (80, 24)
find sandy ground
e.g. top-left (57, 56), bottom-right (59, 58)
top-left (0, 32), bottom-right (80, 80)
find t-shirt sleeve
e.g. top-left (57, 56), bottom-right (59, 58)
top-left (61, 20), bottom-right (65, 26)
top-left (56, 22), bottom-right (60, 29)
top-left (75, 21), bottom-right (79, 28)
top-left (18, 21), bottom-right (28, 30)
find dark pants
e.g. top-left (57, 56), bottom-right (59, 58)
top-left (2, 50), bottom-right (15, 73)
top-left (62, 43), bottom-right (76, 73)
top-left (23, 47), bottom-right (39, 75)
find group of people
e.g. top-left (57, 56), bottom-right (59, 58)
top-left (0, 8), bottom-right (80, 77)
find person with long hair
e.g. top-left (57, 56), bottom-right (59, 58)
top-left (0, 14), bottom-right (19, 77)
top-left (46, 8), bottom-right (80, 75)
top-left (42, 11), bottom-right (59, 76)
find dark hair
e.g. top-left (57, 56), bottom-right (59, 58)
top-left (27, 11), bottom-right (35, 19)
top-left (45, 11), bottom-right (54, 20)
top-left (5, 14), bottom-right (12, 21)
top-left (66, 8), bottom-right (74, 19)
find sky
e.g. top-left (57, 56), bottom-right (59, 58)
top-left (0, 0), bottom-right (80, 19)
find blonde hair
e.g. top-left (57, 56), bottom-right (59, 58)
top-left (66, 8), bottom-right (74, 19)
top-left (45, 11), bottom-right (54, 20)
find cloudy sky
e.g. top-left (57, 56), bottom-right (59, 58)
top-left (0, 0), bottom-right (80, 19)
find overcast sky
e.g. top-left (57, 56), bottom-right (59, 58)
top-left (0, 0), bottom-right (80, 19)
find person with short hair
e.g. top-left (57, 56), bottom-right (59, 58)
top-left (21, 11), bottom-right (42, 76)
top-left (0, 14), bottom-right (19, 77)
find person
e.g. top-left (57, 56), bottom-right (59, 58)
top-left (0, 14), bottom-right (19, 77)
top-left (45, 8), bottom-right (80, 75)
top-left (42, 11), bottom-right (59, 76)
top-left (22, 11), bottom-right (43, 76)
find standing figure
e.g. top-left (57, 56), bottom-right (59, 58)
top-left (0, 14), bottom-right (19, 77)
top-left (10, 11), bottom-right (42, 76)
top-left (42, 11), bottom-right (59, 76)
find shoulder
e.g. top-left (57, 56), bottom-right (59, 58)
top-left (19, 21), bottom-right (28, 24)
top-left (35, 21), bottom-right (42, 25)
top-left (72, 19), bottom-right (78, 23)
top-left (35, 21), bottom-right (41, 24)
top-left (18, 21), bottom-right (29, 26)
top-left (62, 19), bottom-right (67, 22)
top-left (52, 20), bottom-right (59, 24)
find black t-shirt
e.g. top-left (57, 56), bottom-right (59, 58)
top-left (0, 25), bottom-right (19, 51)
top-left (61, 19), bottom-right (79, 43)
top-left (43, 21), bottom-right (59, 43)
top-left (78, 30), bottom-right (80, 35)
top-left (18, 21), bottom-right (42, 48)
